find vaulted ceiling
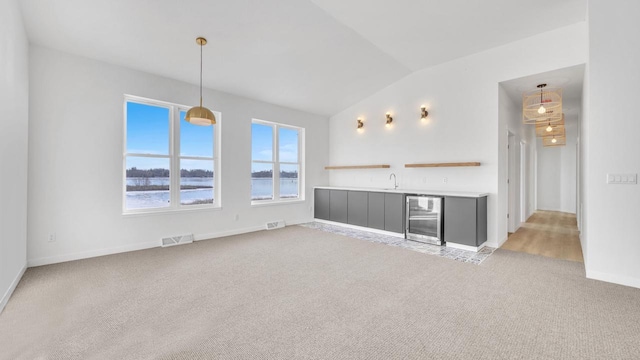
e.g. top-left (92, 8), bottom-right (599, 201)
top-left (19, 0), bottom-right (586, 116)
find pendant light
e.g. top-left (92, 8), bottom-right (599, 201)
top-left (185, 37), bottom-right (216, 126)
top-left (522, 83), bottom-right (562, 124)
top-left (537, 84), bottom-right (547, 115)
top-left (546, 120), bottom-right (553, 132)
top-left (542, 131), bottom-right (566, 147)
top-left (535, 114), bottom-right (565, 137)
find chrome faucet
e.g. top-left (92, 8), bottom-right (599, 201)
top-left (389, 173), bottom-right (398, 190)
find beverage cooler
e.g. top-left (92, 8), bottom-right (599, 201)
top-left (405, 195), bottom-right (444, 245)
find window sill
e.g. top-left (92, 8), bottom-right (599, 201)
top-left (251, 199), bottom-right (305, 207)
top-left (122, 205), bottom-right (222, 218)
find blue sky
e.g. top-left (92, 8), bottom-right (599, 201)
top-left (126, 102), bottom-right (214, 171)
top-left (251, 123), bottom-right (298, 162)
top-left (251, 123), bottom-right (299, 175)
top-left (126, 102), bottom-right (169, 155)
top-left (126, 102), bottom-right (298, 173)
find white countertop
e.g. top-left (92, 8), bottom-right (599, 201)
top-left (314, 186), bottom-right (488, 198)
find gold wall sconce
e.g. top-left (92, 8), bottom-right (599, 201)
top-left (357, 118), bottom-right (364, 130)
top-left (385, 113), bottom-right (393, 127)
top-left (420, 106), bottom-right (429, 121)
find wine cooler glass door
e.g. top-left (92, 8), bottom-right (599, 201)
top-left (406, 196), bottom-right (443, 244)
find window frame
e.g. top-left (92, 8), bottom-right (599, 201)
top-left (251, 118), bottom-right (305, 206)
top-left (123, 95), bottom-right (222, 215)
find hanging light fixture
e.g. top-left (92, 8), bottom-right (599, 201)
top-left (522, 83), bottom-right (562, 124)
top-left (542, 132), bottom-right (566, 147)
top-left (546, 121), bottom-right (553, 132)
top-left (185, 37), bottom-right (216, 126)
top-left (535, 114), bottom-right (565, 137)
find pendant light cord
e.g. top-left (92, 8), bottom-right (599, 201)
top-left (199, 42), bottom-right (203, 107)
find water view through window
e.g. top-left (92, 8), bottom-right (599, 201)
top-left (124, 101), bottom-right (216, 211)
top-left (251, 121), bottom-right (301, 201)
top-left (125, 173), bottom-right (215, 209)
top-left (126, 173), bottom-right (295, 208)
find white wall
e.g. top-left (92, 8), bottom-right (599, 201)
top-left (561, 123), bottom-right (578, 213)
top-left (583, 0), bottom-right (640, 288)
top-left (0, 0), bottom-right (29, 313)
top-left (328, 23), bottom-right (587, 248)
top-left (27, 45), bottom-right (329, 266)
top-left (500, 86), bottom-right (530, 232)
top-left (500, 84), bottom-right (537, 231)
top-left (579, 64), bottom-right (589, 261)
top-left (536, 117), bottom-right (577, 213)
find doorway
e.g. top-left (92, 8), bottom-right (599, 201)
top-left (499, 64), bottom-right (585, 262)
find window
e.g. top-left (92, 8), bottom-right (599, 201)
top-left (251, 119), bottom-right (304, 204)
top-left (124, 95), bottom-right (220, 213)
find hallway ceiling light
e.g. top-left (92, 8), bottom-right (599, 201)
top-left (535, 114), bottom-right (565, 137)
top-left (542, 133), bottom-right (566, 147)
top-left (523, 84), bottom-right (562, 124)
top-left (536, 124), bottom-right (565, 137)
top-left (357, 118), bottom-right (364, 130)
top-left (185, 37), bottom-right (216, 126)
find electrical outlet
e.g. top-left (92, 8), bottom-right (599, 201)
top-left (234, 214), bottom-right (239, 221)
top-left (48, 233), bottom-right (56, 243)
top-left (443, 177), bottom-right (448, 184)
top-left (422, 177), bottom-right (427, 183)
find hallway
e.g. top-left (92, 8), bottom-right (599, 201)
top-left (502, 211), bottom-right (583, 262)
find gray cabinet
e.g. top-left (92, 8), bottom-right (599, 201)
top-left (367, 192), bottom-right (385, 230)
top-left (314, 189), bottom-right (330, 220)
top-left (384, 193), bottom-right (405, 233)
top-left (347, 191), bottom-right (368, 227)
top-left (444, 196), bottom-right (487, 247)
top-left (314, 189), bottom-right (487, 243)
top-left (329, 190), bottom-right (348, 223)
top-left (313, 189), bottom-right (405, 234)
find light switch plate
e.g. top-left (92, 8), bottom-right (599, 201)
top-left (607, 173), bottom-right (637, 184)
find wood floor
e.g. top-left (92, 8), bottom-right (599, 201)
top-left (502, 211), bottom-right (584, 262)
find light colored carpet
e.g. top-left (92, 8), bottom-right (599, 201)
top-left (1, 226), bottom-right (639, 359)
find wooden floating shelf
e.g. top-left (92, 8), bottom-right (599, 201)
top-left (325, 165), bottom-right (391, 170)
top-left (405, 162), bottom-right (481, 168)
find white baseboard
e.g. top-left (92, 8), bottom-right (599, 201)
top-left (194, 218), bottom-right (312, 242)
top-left (313, 219), bottom-right (405, 238)
top-left (446, 242), bottom-right (486, 252)
top-left (486, 236), bottom-right (508, 249)
top-left (0, 264), bottom-right (27, 315)
top-left (28, 218), bottom-right (315, 267)
top-left (536, 208), bottom-right (577, 215)
top-left (586, 270), bottom-right (640, 289)
top-left (194, 225), bottom-right (265, 241)
top-left (28, 240), bottom-right (159, 267)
